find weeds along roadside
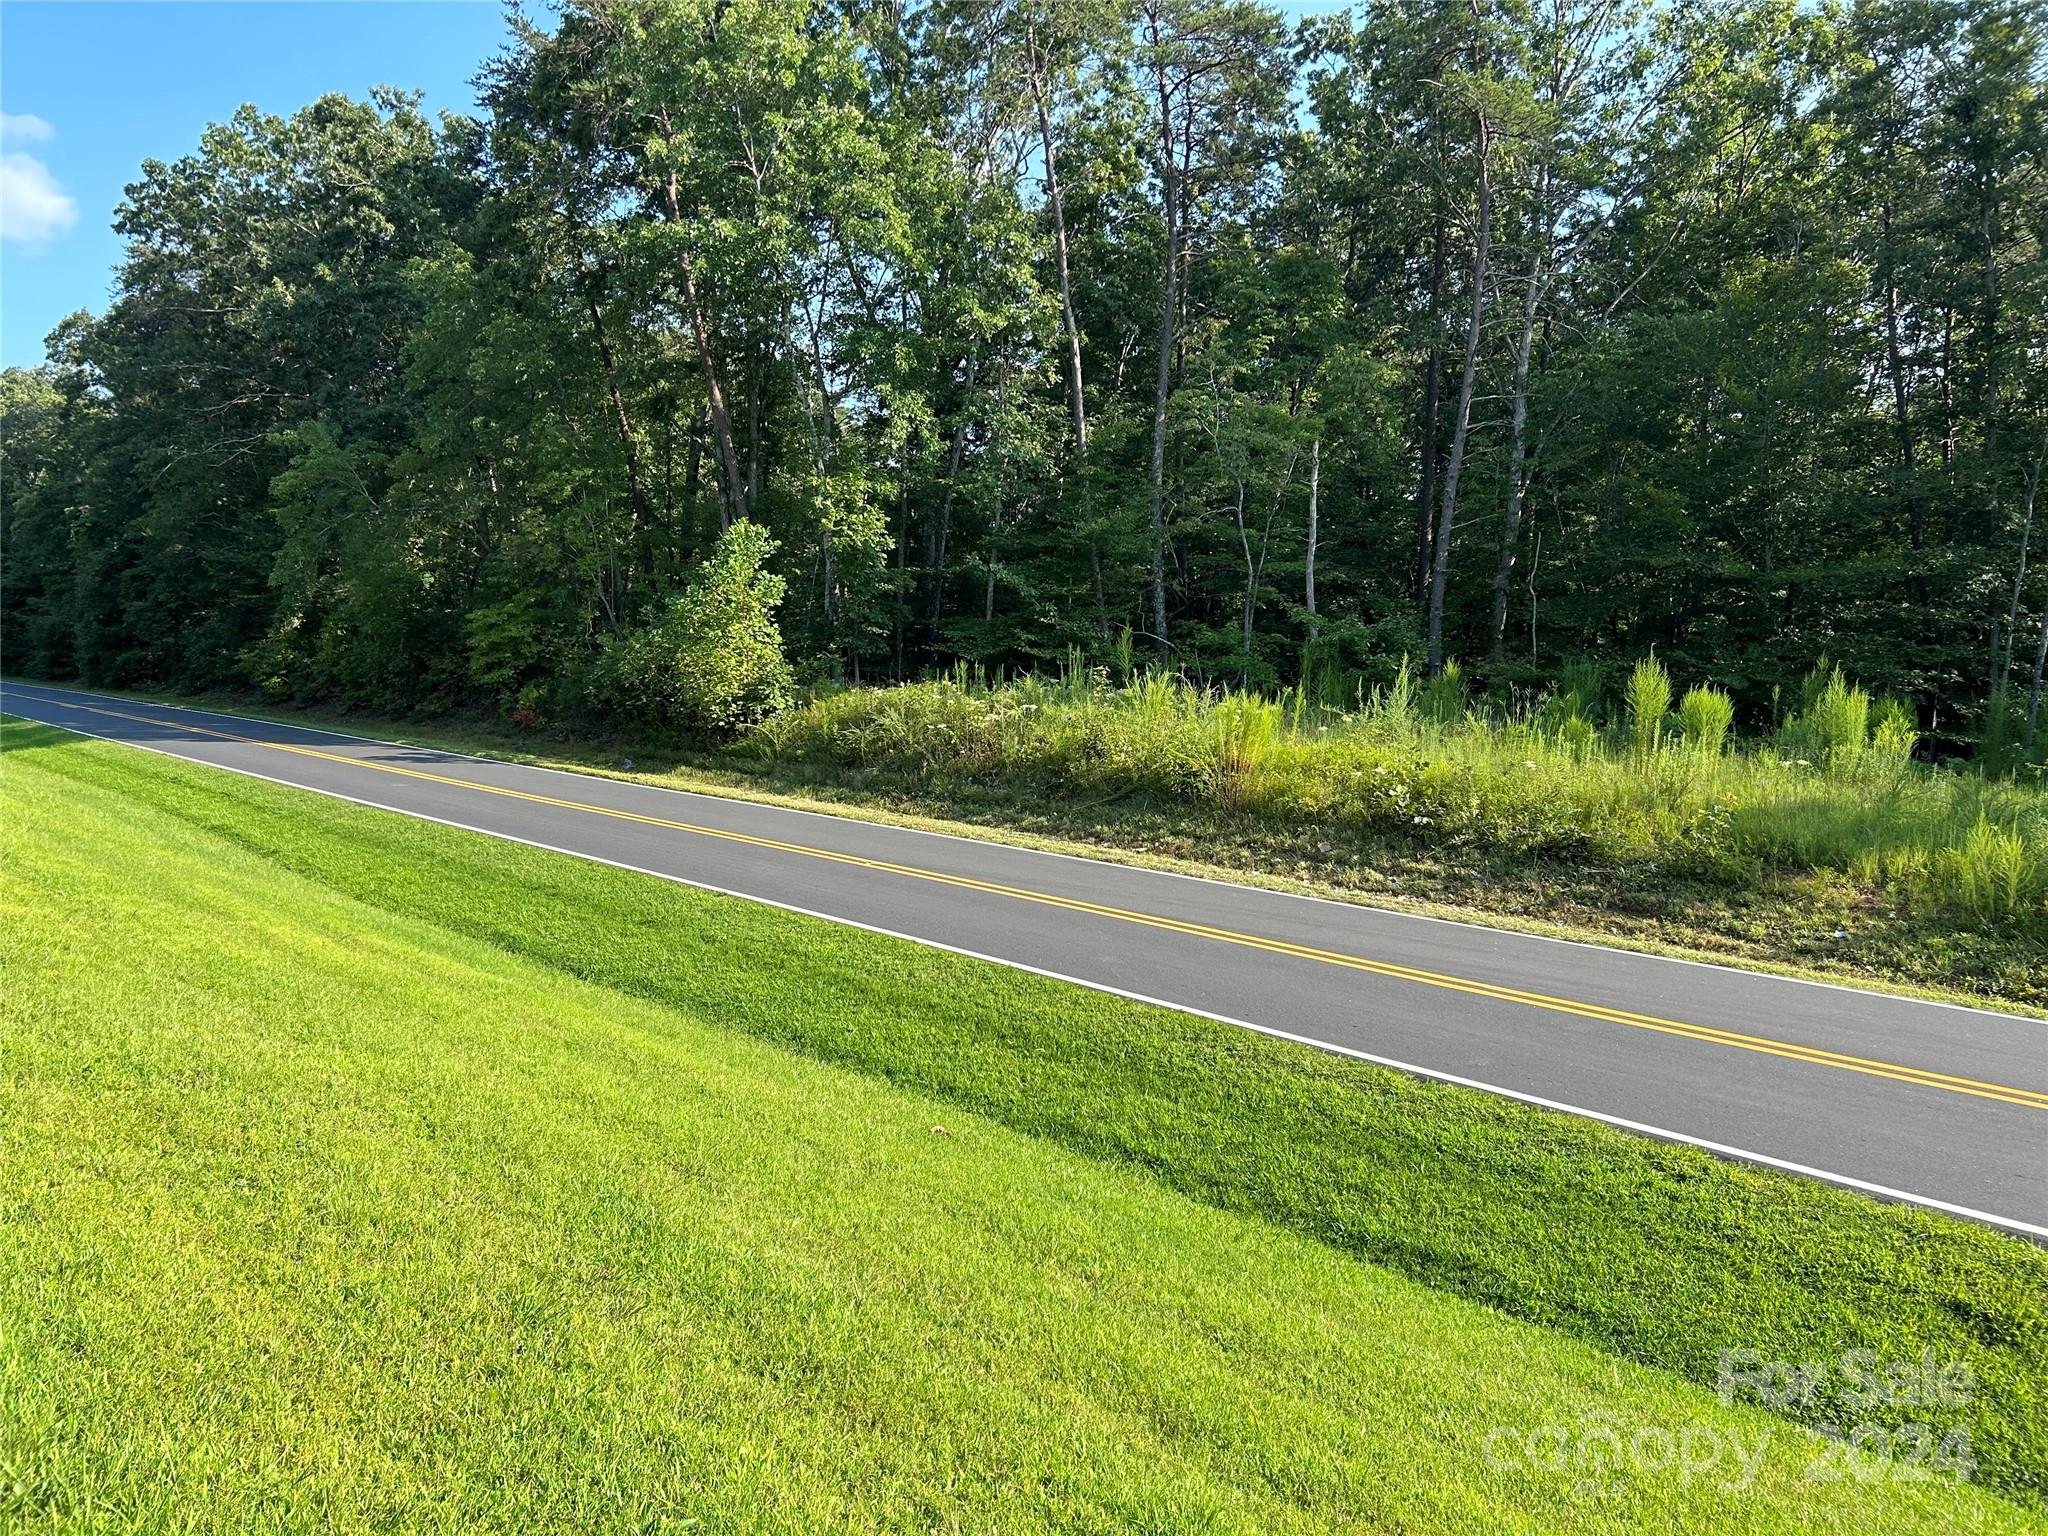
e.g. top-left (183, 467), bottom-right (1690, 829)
top-left (743, 656), bottom-right (2048, 943)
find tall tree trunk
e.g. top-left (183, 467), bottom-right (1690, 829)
top-left (926, 353), bottom-right (979, 656)
top-left (1940, 307), bottom-right (1957, 471)
top-left (1426, 109), bottom-right (1493, 677)
top-left (1412, 214), bottom-right (1447, 601)
top-left (1145, 46), bottom-right (1180, 663)
top-left (1982, 190), bottom-right (2001, 462)
top-left (807, 303), bottom-right (842, 677)
top-left (655, 110), bottom-right (748, 526)
top-left (1026, 29), bottom-right (1106, 643)
top-left (980, 366), bottom-right (1014, 626)
top-left (1880, 203), bottom-right (1929, 607)
top-left (661, 394), bottom-right (676, 528)
top-left (1234, 450), bottom-right (1293, 684)
top-left (2003, 503), bottom-right (2034, 685)
top-left (1028, 30), bottom-right (1087, 460)
top-left (580, 276), bottom-right (651, 533)
top-left (1489, 170), bottom-right (1549, 661)
top-left (684, 404), bottom-right (705, 503)
top-left (2008, 436), bottom-right (2048, 689)
top-left (746, 341), bottom-right (765, 512)
top-left (984, 506), bottom-right (1002, 622)
top-left (893, 473), bottom-right (908, 679)
top-left (974, 364), bottom-right (1007, 626)
top-left (2027, 603), bottom-right (2048, 751)
top-left (1304, 437), bottom-right (1320, 640)
top-left (659, 182), bottom-right (749, 524)
top-left (821, 520), bottom-right (838, 659)
top-left (894, 292), bottom-right (912, 678)
top-left (1232, 478), bottom-right (1253, 680)
top-left (675, 243), bottom-right (747, 528)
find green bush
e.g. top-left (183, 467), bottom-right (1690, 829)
top-left (1556, 657), bottom-right (1605, 723)
top-left (1626, 656), bottom-right (1672, 760)
top-left (1378, 656), bottom-right (1419, 731)
top-left (1980, 683), bottom-right (2023, 778)
top-left (591, 520), bottom-right (794, 735)
top-left (1676, 684), bottom-right (1734, 757)
top-left (1419, 658), bottom-right (1464, 724)
top-left (1871, 694), bottom-right (1916, 741)
top-left (1952, 817), bottom-right (2043, 924)
top-left (1871, 706), bottom-right (1919, 772)
top-left (1210, 694), bottom-right (1284, 814)
top-left (465, 592), bottom-right (546, 700)
top-left (1785, 666), bottom-right (1870, 770)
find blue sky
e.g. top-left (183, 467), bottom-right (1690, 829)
top-left (1, 1), bottom-right (517, 367)
top-left (1, 0), bottom-right (1330, 369)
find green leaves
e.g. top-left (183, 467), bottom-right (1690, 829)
top-left (590, 519), bottom-right (796, 734)
top-left (1626, 656), bottom-right (1672, 760)
top-left (5, 0), bottom-right (2044, 754)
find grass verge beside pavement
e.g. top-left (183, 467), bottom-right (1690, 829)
top-left (3, 717), bottom-right (2045, 1525)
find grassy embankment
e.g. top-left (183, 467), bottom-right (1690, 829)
top-left (4, 717), bottom-right (2045, 1532)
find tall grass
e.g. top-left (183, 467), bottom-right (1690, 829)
top-left (1953, 817), bottom-right (2044, 923)
top-left (1210, 694), bottom-right (1284, 814)
top-left (750, 664), bottom-right (2048, 940)
top-left (1676, 684), bottom-right (1735, 757)
top-left (1786, 666), bottom-right (1870, 769)
top-left (1626, 656), bottom-right (1673, 760)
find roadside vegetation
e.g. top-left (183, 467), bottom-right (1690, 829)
top-left (7, 718), bottom-right (2045, 1524)
top-left (101, 643), bottom-right (2046, 1004)
top-left (752, 656), bottom-right (2048, 942)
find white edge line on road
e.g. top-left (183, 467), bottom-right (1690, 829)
top-left (8, 679), bottom-right (2040, 1027)
top-left (16, 704), bottom-right (2048, 1243)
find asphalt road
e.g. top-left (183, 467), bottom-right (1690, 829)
top-left (8, 678), bottom-right (2046, 1236)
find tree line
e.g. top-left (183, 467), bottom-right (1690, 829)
top-left (3, 0), bottom-right (2045, 747)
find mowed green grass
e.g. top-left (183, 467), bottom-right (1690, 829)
top-left (10, 720), bottom-right (2046, 1501)
top-left (0, 723), bottom-right (2041, 1533)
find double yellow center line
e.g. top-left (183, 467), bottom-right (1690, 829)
top-left (45, 696), bottom-right (2048, 1111)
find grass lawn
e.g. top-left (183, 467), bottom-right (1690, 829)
top-left (2, 720), bottom-right (2044, 1532)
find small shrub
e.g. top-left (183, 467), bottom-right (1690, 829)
top-left (1210, 694), bottom-right (1284, 814)
top-left (1979, 683), bottom-right (2022, 779)
top-left (1111, 625), bottom-right (1136, 685)
top-left (1871, 694), bottom-right (1916, 740)
top-left (1555, 712), bottom-right (1598, 759)
top-left (1377, 657), bottom-right (1418, 731)
top-left (1821, 672), bottom-right (1869, 760)
top-left (1676, 684), bottom-right (1734, 757)
top-left (1420, 659), bottom-right (1465, 724)
top-left (1795, 668), bottom-right (1871, 770)
top-left (1793, 657), bottom-right (1835, 719)
top-left (1626, 656), bottom-right (1672, 760)
top-left (590, 520), bottom-right (794, 736)
top-left (1871, 709), bottom-right (1919, 772)
top-left (1556, 658), bottom-right (1604, 723)
top-left (508, 682), bottom-right (545, 732)
top-left (1949, 817), bottom-right (2041, 924)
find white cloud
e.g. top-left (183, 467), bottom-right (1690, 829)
top-left (0, 116), bottom-right (77, 247)
top-left (0, 113), bottom-right (55, 147)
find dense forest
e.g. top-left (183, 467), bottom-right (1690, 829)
top-left (3, 0), bottom-right (2045, 751)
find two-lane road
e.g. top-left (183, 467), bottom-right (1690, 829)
top-left (7, 679), bottom-right (2045, 1235)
